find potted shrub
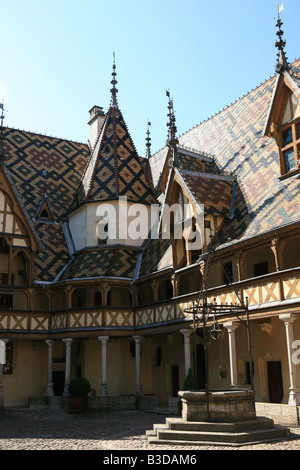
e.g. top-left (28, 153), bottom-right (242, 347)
top-left (68, 377), bottom-right (91, 413)
top-left (178, 368), bottom-right (197, 415)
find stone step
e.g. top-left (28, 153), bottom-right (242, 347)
top-left (151, 425), bottom-right (290, 445)
top-left (165, 416), bottom-right (276, 433)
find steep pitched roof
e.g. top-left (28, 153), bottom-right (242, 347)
top-left (71, 95), bottom-right (157, 210)
top-left (183, 62), bottom-right (300, 245)
top-left (179, 170), bottom-right (235, 218)
top-left (59, 247), bottom-right (140, 281)
top-left (151, 59), bottom-right (300, 251)
top-left (3, 128), bottom-right (89, 282)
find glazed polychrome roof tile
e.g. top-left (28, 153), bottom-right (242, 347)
top-left (3, 128), bottom-right (89, 282)
top-left (150, 59), bottom-right (300, 248)
top-left (71, 105), bottom-right (157, 209)
top-left (60, 247), bottom-right (139, 281)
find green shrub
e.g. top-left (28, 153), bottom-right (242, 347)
top-left (182, 368), bottom-right (197, 391)
top-left (68, 377), bottom-right (91, 397)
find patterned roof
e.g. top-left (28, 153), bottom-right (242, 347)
top-left (151, 59), bottom-right (300, 249)
top-left (1, 104), bottom-right (160, 283)
top-left (138, 237), bottom-right (173, 278)
top-left (72, 104), bottom-right (157, 209)
top-left (3, 129), bottom-right (89, 282)
top-left (60, 247), bottom-right (139, 281)
top-left (179, 170), bottom-right (234, 218)
top-left (2, 59), bottom-right (300, 285)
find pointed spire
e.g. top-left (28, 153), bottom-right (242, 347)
top-left (166, 90), bottom-right (178, 167)
top-left (275, 4), bottom-right (290, 73)
top-left (110, 52), bottom-right (118, 107)
top-left (146, 121), bottom-right (151, 158)
top-left (0, 101), bottom-right (6, 159)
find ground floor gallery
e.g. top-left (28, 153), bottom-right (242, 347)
top-left (1, 310), bottom-right (300, 422)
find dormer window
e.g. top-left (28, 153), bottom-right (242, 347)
top-left (279, 119), bottom-right (300, 174)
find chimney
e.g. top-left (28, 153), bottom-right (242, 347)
top-left (88, 105), bottom-right (105, 148)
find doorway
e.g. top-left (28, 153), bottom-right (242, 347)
top-left (52, 371), bottom-right (65, 396)
top-left (267, 361), bottom-right (283, 403)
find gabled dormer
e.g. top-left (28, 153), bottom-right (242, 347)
top-left (264, 14), bottom-right (300, 179)
top-left (33, 196), bottom-right (56, 223)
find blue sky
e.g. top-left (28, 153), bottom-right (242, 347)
top-left (0, 0), bottom-right (299, 157)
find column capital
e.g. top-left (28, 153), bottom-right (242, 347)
top-left (223, 322), bottom-right (239, 333)
top-left (279, 313), bottom-right (297, 325)
top-left (98, 336), bottom-right (109, 344)
top-left (62, 338), bottom-right (74, 345)
top-left (180, 328), bottom-right (193, 337)
top-left (45, 339), bottom-right (54, 346)
top-left (132, 335), bottom-right (142, 343)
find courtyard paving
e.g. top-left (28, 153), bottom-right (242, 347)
top-left (0, 408), bottom-right (299, 452)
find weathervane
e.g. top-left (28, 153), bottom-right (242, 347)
top-left (275, 2), bottom-right (290, 73)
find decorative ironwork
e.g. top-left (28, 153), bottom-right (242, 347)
top-left (184, 232), bottom-right (254, 396)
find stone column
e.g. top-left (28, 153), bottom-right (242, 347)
top-left (224, 322), bottom-right (239, 388)
top-left (279, 313), bottom-right (300, 405)
top-left (45, 340), bottom-right (54, 397)
top-left (180, 329), bottom-right (192, 377)
top-left (133, 335), bottom-right (143, 396)
top-left (98, 336), bottom-right (109, 396)
top-left (0, 340), bottom-right (8, 409)
top-left (62, 338), bottom-right (73, 397)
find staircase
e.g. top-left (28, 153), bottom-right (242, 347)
top-left (147, 416), bottom-right (291, 447)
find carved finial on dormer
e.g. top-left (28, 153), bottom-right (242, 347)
top-left (275, 4), bottom-right (290, 73)
top-left (166, 90), bottom-right (178, 167)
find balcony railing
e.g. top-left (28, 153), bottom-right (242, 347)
top-left (0, 267), bottom-right (299, 333)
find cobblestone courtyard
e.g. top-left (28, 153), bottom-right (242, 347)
top-left (0, 408), bottom-right (300, 451)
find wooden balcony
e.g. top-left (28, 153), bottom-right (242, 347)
top-left (0, 267), bottom-right (299, 335)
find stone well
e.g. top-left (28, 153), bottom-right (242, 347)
top-left (178, 389), bottom-right (256, 422)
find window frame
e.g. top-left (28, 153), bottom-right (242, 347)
top-left (279, 118), bottom-right (300, 176)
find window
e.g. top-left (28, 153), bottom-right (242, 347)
top-left (0, 273), bottom-right (9, 285)
top-left (279, 120), bottom-right (300, 175)
top-left (0, 294), bottom-right (13, 309)
top-left (40, 209), bottom-right (50, 218)
top-left (0, 273), bottom-right (14, 285)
